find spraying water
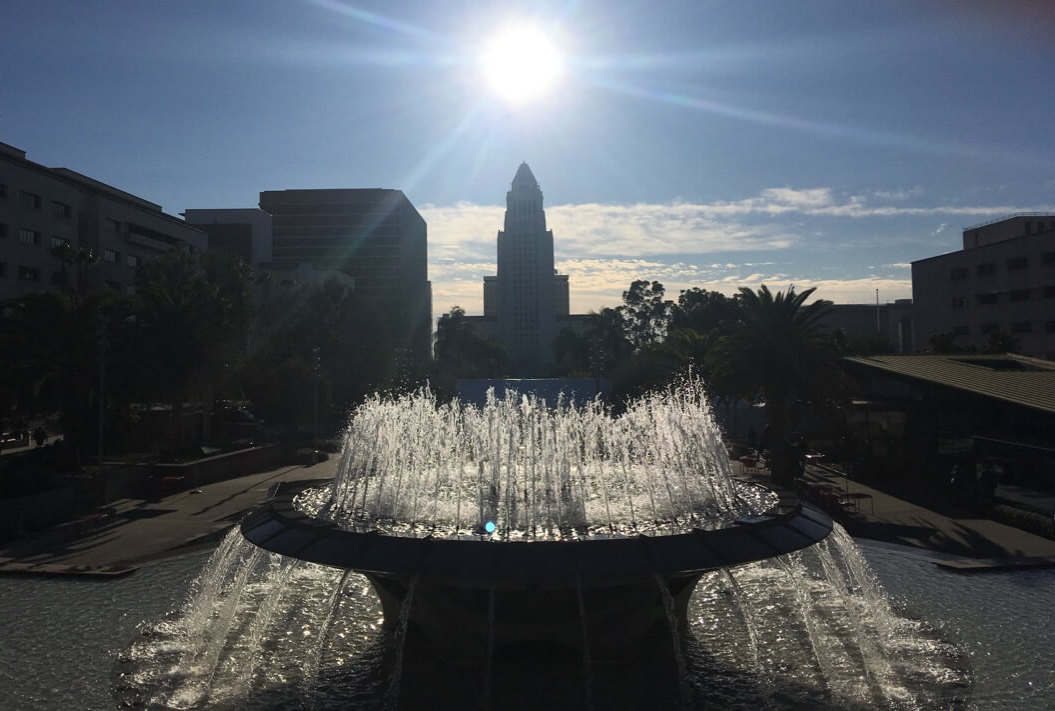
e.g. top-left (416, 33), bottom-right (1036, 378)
top-left (115, 383), bottom-right (969, 709)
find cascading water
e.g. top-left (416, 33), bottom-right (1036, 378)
top-left (115, 384), bottom-right (969, 709)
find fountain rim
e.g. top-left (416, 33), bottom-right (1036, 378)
top-left (240, 479), bottom-right (834, 584)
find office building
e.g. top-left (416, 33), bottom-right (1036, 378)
top-left (258, 188), bottom-right (432, 361)
top-left (0, 140), bottom-right (206, 301)
top-left (912, 215), bottom-right (1055, 359)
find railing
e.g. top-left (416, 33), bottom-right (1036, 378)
top-left (964, 212), bottom-right (1054, 231)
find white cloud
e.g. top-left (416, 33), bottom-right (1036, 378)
top-left (421, 188), bottom-right (1049, 322)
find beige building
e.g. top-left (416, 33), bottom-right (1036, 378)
top-left (0, 140), bottom-right (206, 301)
top-left (911, 215), bottom-right (1055, 359)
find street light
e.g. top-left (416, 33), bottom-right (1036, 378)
top-left (312, 346), bottom-right (320, 463)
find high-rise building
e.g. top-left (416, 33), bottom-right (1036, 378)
top-left (0, 140), bottom-right (206, 301)
top-left (472, 164), bottom-right (575, 375)
top-left (912, 214), bottom-right (1055, 359)
top-left (258, 188), bottom-right (432, 362)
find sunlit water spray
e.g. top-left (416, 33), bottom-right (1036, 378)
top-left (115, 383), bottom-right (969, 709)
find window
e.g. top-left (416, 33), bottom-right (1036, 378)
top-left (126, 254), bottom-right (141, 267)
top-left (0, 183), bottom-right (7, 199)
top-left (0, 262), bottom-right (5, 277)
top-left (0, 223), bottom-right (7, 238)
top-left (976, 262), bottom-right (996, 276)
top-left (19, 190), bottom-right (41, 208)
top-left (976, 293), bottom-right (998, 306)
top-left (1011, 321), bottom-right (1032, 334)
top-left (50, 236), bottom-right (70, 250)
top-left (18, 229), bottom-right (41, 246)
top-left (103, 249), bottom-right (118, 263)
top-left (1045, 286), bottom-right (1055, 299)
top-left (52, 201), bottom-right (71, 218)
top-left (1007, 256), bottom-right (1028, 270)
top-left (951, 296), bottom-right (968, 309)
top-left (952, 325), bottom-right (969, 336)
top-left (104, 218), bottom-right (121, 232)
top-left (124, 285), bottom-right (136, 296)
top-left (1009, 289), bottom-right (1031, 302)
top-left (950, 267), bottom-right (968, 280)
top-left (1043, 251), bottom-right (1055, 266)
top-left (980, 323), bottom-right (999, 335)
top-left (1046, 320), bottom-right (1055, 334)
top-left (17, 266), bottom-right (40, 281)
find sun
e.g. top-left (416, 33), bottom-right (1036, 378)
top-left (478, 25), bottom-right (565, 107)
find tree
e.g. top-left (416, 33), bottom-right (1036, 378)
top-left (553, 307), bottom-right (633, 379)
top-left (928, 331), bottom-right (975, 355)
top-left (242, 278), bottom-right (412, 424)
top-left (133, 247), bottom-right (253, 447)
top-left (706, 285), bottom-right (841, 486)
top-left (433, 306), bottom-right (506, 397)
top-left (617, 280), bottom-right (674, 350)
top-left (0, 290), bottom-right (130, 460)
top-left (672, 287), bottom-right (739, 335)
top-left (983, 330), bottom-right (1020, 355)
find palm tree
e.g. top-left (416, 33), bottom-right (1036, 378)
top-left (706, 285), bottom-right (840, 486)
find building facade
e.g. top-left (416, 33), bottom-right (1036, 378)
top-left (257, 188), bottom-right (432, 362)
top-left (0, 141), bottom-right (206, 301)
top-left (182, 208), bottom-right (273, 267)
top-left (912, 215), bottom-right (1055, 359)
top-left (471, 164), bottom-right (573, 375)
top-left (818, 300), bottom-right (914, 353)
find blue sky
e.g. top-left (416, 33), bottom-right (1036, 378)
top-left (3, 1), bottom-right (1054, 320)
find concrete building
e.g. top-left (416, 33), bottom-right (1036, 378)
top-left (182, 208), bottom-right (273, 267)
top-left (257, 188), bottom-right (432, 362)
top-left (818, 300), bottom-right (914, 353)
top-left (0, 140), bottom-right (206, 301)
top-left (469, 164), bottom-right (574, 375)
top-left (912, 214), bottom-right (1055, 359)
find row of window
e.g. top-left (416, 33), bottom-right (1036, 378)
top-left (949, 254), bottom-right (1055, 280)
top-left (953, 321), bottom-right (1053, 336)
top-left (101, 249), bottom-right (141, 267)
top-left (0, 262), bottom-right (136, 294)
top-left (1, 186), bottom-right (73, 217)
top-left (952, 285), bottom-right (1055, 307)
top-left (1, 225), bottom-right (141, 267)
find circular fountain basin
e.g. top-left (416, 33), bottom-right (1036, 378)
top-left (241, 479), bottom-right (832, 663)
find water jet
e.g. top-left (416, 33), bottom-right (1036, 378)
top-left (118, 385), bottom-right (968, 709)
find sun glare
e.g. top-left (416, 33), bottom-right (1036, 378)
top-left (479, 26), bottom-right (565, 107)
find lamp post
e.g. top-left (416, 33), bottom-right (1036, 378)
top-left (312, 346), bottom-right (320, 463)
top-left (97, 317), bottom-right (107, 474)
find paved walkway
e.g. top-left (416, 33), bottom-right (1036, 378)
top-left (799, 463), bottom-right (1055, 562)
top-left (0, 458), bottom-right (337, 576)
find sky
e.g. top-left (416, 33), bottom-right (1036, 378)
top-left (3, 0), bottom-right (1054, 321)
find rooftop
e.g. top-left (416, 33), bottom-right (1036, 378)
top-left (845, 354), bottom-right (1055, 414)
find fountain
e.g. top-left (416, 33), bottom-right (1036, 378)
top-left (116, 383), bottom-right (969, 709)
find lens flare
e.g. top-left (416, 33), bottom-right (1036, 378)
top-left (479, 25), bottom-right (564, 107)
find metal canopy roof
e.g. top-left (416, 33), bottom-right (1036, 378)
top-left (845, 354), bottom-right (1055, 414)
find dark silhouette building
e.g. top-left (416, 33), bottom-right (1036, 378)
top-left (470, 164), bottom-right (578, 375)
top-left (0, 140), bottom-right (206, 301)
top-left (258, 188), bottom-right (432, 362)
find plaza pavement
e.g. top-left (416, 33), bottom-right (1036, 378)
top-left (0, 457), bottom-right (338, 576)
top-left (2, 455), bottom-right (1055, 578)
top-left (797, 463), bottom-right (1055, 567)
